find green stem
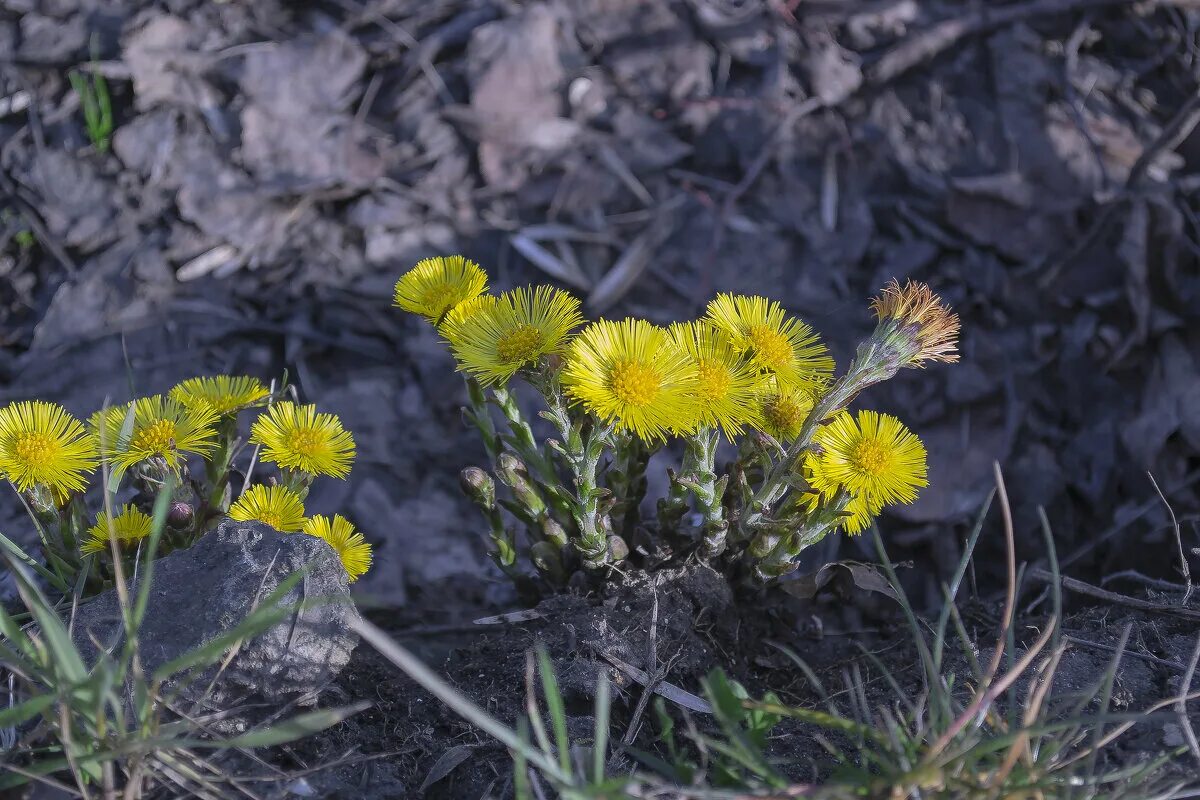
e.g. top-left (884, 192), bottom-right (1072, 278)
top-left (538, 382), bottom-right (612, 570)
top-left (752, 491), bottom-right (850, 580)
top-left (464, 377), bottom-right (502, 466)
top-left (690, 430), bottom-right (729, 558)
top-left (490, 386), bottom-right (573, 520)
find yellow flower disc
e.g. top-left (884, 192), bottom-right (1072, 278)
top-left (0, 401), bottom-right (97, 496)
top-left (809, 410), bottom-right (927, 506)
top-left (229, 484), bottom-right (307, 532)
top-left (393, 255), bottom-right (489, 324)
top-left (441, 286), bottom-right (583, 386)
top-left (91, 396), bottom-right (219, 473)
top-left (170, 375), bottom-right (270, 416)
top-left (703, 293), bottom-right (833, 390)
top-left (250, 402), bottom-right (356, 479)
top-left (81, 505), bottom-right (154, 555)
top-left (302, 514), bottom-right (373, 582)
top-left (667, 321), bottom-right (767, 437)
top-left (561, 318), bottom-right (700, 442)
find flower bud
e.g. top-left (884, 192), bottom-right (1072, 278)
top-left (167, 501), bottom-right (194, 529)
top-left (459, 467), bottom-right (496, 510)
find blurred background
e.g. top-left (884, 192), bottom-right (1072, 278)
top-left (2, 0), bottom-right (1199, 612)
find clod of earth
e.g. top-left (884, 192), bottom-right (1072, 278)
top-left (71, 519), bottom-right (360, 705)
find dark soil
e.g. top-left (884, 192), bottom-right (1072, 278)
top-left (4, 0), bottom-right (1200, 796)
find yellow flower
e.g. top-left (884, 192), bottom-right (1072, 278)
top-left (667, 321), bottom-right (766, 437)
top-left (755, 385), bottom-right (815, 442)
top-left (870, 280), bottom-right (960, 366)
top-left (809, 410), bottom-right (927, 506)
top-left (703, 294), bottom-right (834, 390)
top-left (393, 255), bottom-right (489, 324)
top-left (229, 484), bottom-right (306, 532)
top-left (81, 505), bottom-right (154, 555)
top-left (249, 402), bottom-right (356, 478)
top-left (170, 375), bottom-right (270, 416)
top-left (839, 492), bottom-right (881, 535)
top-left (441, 286), bottom-right (584, 387)
top-left (443, 294), bottom-right (498, 328)
top-left (561, 319), bottom-right (699, 442)
top-left (302, 514), bottom-right (373, 582)
top-left (0, 401), bottom-right (97, 496)
top-left (91, 396), bottom-right (219, 473)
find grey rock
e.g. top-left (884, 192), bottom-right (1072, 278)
top-left (72, 519), bottom-right (359, 704)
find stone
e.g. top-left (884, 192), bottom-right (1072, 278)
top-left (72, 519), bottom-right (359, 704)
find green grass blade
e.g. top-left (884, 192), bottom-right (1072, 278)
top-left (0, 529), bottom-right (71, 593)
top-left (536, 646), bottom-right (572, 780)
top-left (592, 673), bottom-right (610, 783)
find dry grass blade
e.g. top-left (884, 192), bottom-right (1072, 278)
top-left (1148, 470), bottom-right (1192, 605)
top-left (586, 229), bottom-right (655, 315)
top-left (509, 233), bottom-right (593, 291)
top-left (1177, 633), bottom-right (1200, 768)
top-left (598, 651), bottom-right (712, 714)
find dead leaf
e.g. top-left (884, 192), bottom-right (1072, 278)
top-left (779, 561), bottom-right (900, 603)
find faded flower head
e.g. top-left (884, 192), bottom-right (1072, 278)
top-left (703, 294), bottom-right (834, 391)
top-left (393, 255), bottom-right (489, 325)
top-left (0, 401), bottom-right (97, 497)
top-left (870, 280), bottom-right (960, 367)
top-left (667, 321), bottom-right (767, 438)
top-left (229, 484), bottom-right (307, 532)
top-left (91, 396), bottom-right (219, 473)
top-left (250, 402), bottom-right (356, 479)
top-left (809, 410), bottom-right (927, 507)
top-left (170, 375), bottom-right (270, 416)
top-left (302, 514), bottom-right (373, 582)
top-left (561, 318), bottom-right (700, 442)
top-left (441, 285), bottom-right (583, 387)
top-left (81, 505), bottom-right (154, 555)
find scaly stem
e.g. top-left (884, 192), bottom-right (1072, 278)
top-left (752, 490), bottom-right (850, 580)
top-left (538, 380), bottom-right (613, 570)
top-left (740, 352), bottom-right (882, 535)
top-left (490, 385), bottom-right (573, 520)
top-left (205, 417), bottom-right (239, 512)
top-left (464, 377), bottom-right (502, 466)
top-left (689, 429), bottom-right (729, 558)
top-left (607, 432), bottom-right (654, 536)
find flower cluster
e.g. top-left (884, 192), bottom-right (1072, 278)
top-left (0, 375), bottom-right (371, 591)
top-left (394, 256), bottom-right (957, 582)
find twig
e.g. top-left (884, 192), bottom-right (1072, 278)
top-left (1064, 635), bottom-right (1186, 671)
top-left (597, 651), bottom-right (711, 714)
top-left (1148, 470), bottom-right (1193, 604)
top-left (1028, 567), bottom-right (1200, 621)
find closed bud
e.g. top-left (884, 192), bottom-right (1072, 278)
top-left (167, 501), bottom-right (194, 529)
top-left (459, 467), bottom-right (496, 510)
top-left (541, 517), bottom-right (569, 548)
top-left (497, 453), bottom-right (527, 485)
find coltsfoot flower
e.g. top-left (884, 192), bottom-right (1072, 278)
top-left (0, 401), bottom-right (97, 496)
top-left (703, 294), bottom-right (834, 390)
top-left (81, 505), bottom-right (154, 555)
top-left (668, 321), bottom-right (767, 437)
top-left (562, 319), bottom-right (699, 442)
top-left (250, 402), bottom-right (356, 479)
top-left (91, 396), bottom-right (219, 473)
top-left (441, 286), bottom-right (583, 387)
top-left (302, 514), bottom-right (372, 582)
top-left (229, 484), bottom-right (306, 532)
top-left (809, 410), bottom-right (927, 507)
top-left (870, 280), bottom-right (960, 367)
top-left (170, 375), bottom-right (270, 416)
top-left (755, 385), bottom-right (816, 442)
top-left (393, 255), bottom-right (489, 324)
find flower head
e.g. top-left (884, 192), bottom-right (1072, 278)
top-left (870, 280), bottom-right (960, 367)
top-left (441, 286), bottom-right (583, 386)
top-left (250, 402), bottom-right (355, 479)
top-left (667, 322), bottom-right (766, 437)
top-left (755, 385), bottom-right (816, 442)
top-left (0, 401), bottom-right (97, 497)
top-left (561, 319), bottom-right (699, 442)
top-left (443, 294), bottom-right (498, 328)
top-left (229, 484), bottom-right (306, 532)
top-left (393, 255), bottom-right (489, 325)
top-left (809, 410), bottom-right (927, 506)
top-left (81, 505), bottom-right (154, 555)
top-left (170, 375), bottom-right (270, 416)
top-left (302, 514), bottom-right (373, 582)
top-left (91, 396), bottom-right (219, 473)
top-left (703, 294), bottom-right (833, 390)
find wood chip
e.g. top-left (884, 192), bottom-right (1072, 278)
top-left (473, 608), bottom-right (545, 625)
top-left (598, 651), bottom-right (712, 714)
